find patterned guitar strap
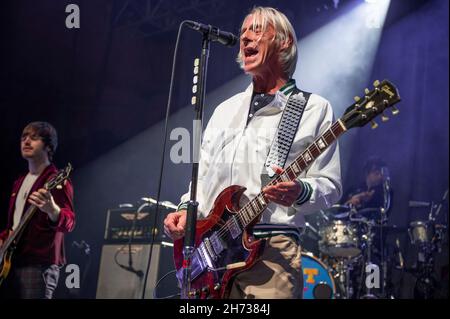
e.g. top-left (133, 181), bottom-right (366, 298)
top-left (260, 85), bottom-right (311, 187)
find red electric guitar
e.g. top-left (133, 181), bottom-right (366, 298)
top-left (173, 80), bottom-right (401, 298)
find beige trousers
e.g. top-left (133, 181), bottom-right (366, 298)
top-left (228, 234), bottom-right (303, 299)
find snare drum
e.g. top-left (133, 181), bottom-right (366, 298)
top-left (409, 221), bottom-right (431, 245)
top-left (302, 252), bottom-right (336, 299)
top-left (319, 221), bottom-right (361, 258)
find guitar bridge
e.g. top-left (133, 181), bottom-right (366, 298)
top-left (203, 238), bottom-right (218, 261)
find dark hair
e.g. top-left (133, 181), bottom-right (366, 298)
top-left (363, 156), bottom-right (387, 176)
top-left (23, 121), bottom-right (58, 161)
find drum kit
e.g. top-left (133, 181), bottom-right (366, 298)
top-left (407, 190), bottom-right (449, 299)
top-left (299, 190), bottom-right (449, 299)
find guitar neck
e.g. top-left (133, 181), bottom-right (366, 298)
top-left (237, 119), bottom-right (347, 227)
top-left (2, 205), bottom-right (38, 250)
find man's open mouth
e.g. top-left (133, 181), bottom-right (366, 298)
top-left (244, 47), bottom-right (259, 58)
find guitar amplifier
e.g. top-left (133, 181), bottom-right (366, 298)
top-left (104, 201), bottom-right (177, 244)
top-left (96, 242), bottom-right (178, 299)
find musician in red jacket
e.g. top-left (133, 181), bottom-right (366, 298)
top-left (0, 121), bottom-right (75, 299)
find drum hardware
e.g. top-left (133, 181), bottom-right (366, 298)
top-left (358, 218), bottom-right (378, 299)
top-left (313, 206), bottom-right (363, 298)
top-left (349, 212), bottom-right (391, 299)
top-left (319, 210), bottom-right (330, 222)
top-left (394, 237), bottom-right (405, 270)
top-left (379, 207), bottom-right (387, 297)
top-left (306, 199), bottom-right (442, 299)
top-left (407, 189), bottom-right (448, 299)
top-left (304, 222), bottom-right (320, 238)
top-left (308, 187), bottom-right (448, 299)
top-left (331, 257), bottom-right (358, 299)
top-left (408, 220), bottom-right (432, 246)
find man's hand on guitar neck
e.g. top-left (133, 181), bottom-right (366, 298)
top-left (164, 210), bottom-right (187, 240)
top-left (263, 166), bottom-right (303, 207)
top-left (28, 188), bottom-right (61, 223)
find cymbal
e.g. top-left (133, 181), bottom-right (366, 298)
top-left (327, 204), bottom-right (351, 213)
top-left (356, 207), bottom-right (382, 215)
top-left (321, 204), bottom-right (351, 218)
top-left (351, 207), bottom-right (385, 222)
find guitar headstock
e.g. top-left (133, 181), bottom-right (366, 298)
top-left (45, 163), bottom-right (73, 191)
top-left (341, 79), bottom-right (401, 130)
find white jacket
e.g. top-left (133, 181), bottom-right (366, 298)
top-left (180, 82), bottom-right (342, 228)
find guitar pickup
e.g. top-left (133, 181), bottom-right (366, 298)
top-left (228, 216), bottom-right (242, 239)
top-left (210, 232), bottom-right (225, 255)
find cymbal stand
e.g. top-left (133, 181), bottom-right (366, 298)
top-left (411, 191), bottom-right (448, 298)
top-left (350, 213), bottom-right (378, 299)
top-left (332, 258), bottom-right (353, 299)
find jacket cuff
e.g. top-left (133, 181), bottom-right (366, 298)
top-left (177, 201), bottom-right (190, 212)
top-left (47, 209), bottom-right (63, 229)
top-left (295, 180), bottom-right (313, 206)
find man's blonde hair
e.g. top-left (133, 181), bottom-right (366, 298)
top-left (237, 7), bottom-right (298, 78)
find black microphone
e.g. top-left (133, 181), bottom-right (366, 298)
top-left (185, 20), bottom-right (238, 47)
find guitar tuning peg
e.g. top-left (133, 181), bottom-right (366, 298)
top-left (381, 113), bottom-right (389, 122)
top-left (354, 96), bottom-right (361, 102)
top-left (373, 80), bottom-right (380, 87)
top-left (391, 106), bottom-right (400, 115)
top-left (364, 88), bottom-right (370, 95)
top-left (56, 185), bottom-right (63, 190)
top-left (370, 120), bottom-right (378, 129)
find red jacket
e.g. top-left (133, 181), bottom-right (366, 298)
top-left (0, 164), bottom-right (75, 266)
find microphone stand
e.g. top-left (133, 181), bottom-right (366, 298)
top-left (116, 202), bottom-right (148, 279)
top-left (181, 30), bottom-right (211, 299)
top-left (128, 202), bottom-right (149, 277)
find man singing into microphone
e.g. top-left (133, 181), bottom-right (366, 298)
top-left (164, 7), bottom-right (341, 299)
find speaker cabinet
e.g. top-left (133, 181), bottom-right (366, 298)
top-left (96, 242), bottom-right (178, 299)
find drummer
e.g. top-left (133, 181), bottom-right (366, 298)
top-left (343, 156), bottom-right (394, 220)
